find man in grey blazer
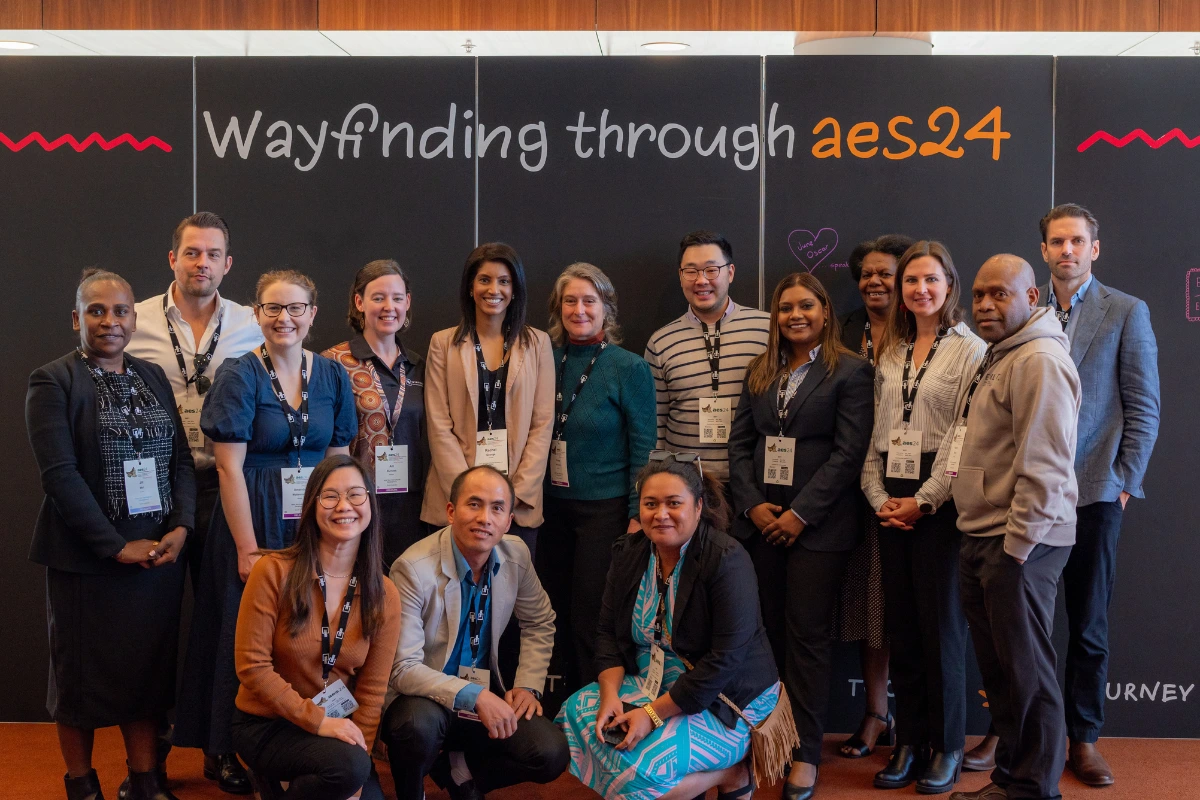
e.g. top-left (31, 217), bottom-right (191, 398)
top-left (381, 465), bottom-right (567, 800)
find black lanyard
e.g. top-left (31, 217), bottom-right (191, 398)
top-left (473, 333), bottom-right (509, 432)
top-left (365, 356), bottom-right (407, 445)
top-left (466, 567), bottom-right (492, 666)
top-left (261, 345), bottom-right (309, 466)
top-left (162, 294), bottom-right (222, 395)
top-left (1054, 305), bottom-right (1071, 330)
top-left (318, 572), bottom-right (357, 687)
top-left (960, 349), bottom-right (996, 423)
top-left (553, 342), bottom-right (607, 440)
top-left (900, 331), bottom-right (945, 426)
top-left (699, 320), bottom-right (721, 395)
top-left (653, 551), bottom-right (673, 647)
top-left (863, 320), bottom-right (875, 367)
top-left (775, 372), bottom-right (793, 436)
top-left (78, 349), bottom-right (150, 458)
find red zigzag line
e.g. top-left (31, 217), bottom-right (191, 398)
top-left (1077, 128), bottom-right (1200, 153)
top-left (0, 131), bottom-right (172, 153)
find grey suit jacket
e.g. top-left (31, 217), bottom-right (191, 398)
top-left (1040, 277), bottom-right (1160, 505)
top-left (385, 526), bottom-right (555, 711)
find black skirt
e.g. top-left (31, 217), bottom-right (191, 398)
top-left (46, 517), bottom-right (184, 728)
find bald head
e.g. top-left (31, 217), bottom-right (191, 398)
top-left (972, 254), bottom-right (1040, 343)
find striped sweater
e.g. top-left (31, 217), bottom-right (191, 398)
top-left (643, 303), bottom-right (771, 483)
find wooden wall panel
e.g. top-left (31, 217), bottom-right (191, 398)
top-left (0, 0), bottom-right (42, 29)
top-left (597, 0), bottom-right (876, 31)
top-left (877, 0), bottom-right (1158, 32)
top-left (42, 0), bottom-right (318, 30)
top-left (1160, 0), bottom-right (1200, 31)
top-left (319, 0), bottom-right (595, 30)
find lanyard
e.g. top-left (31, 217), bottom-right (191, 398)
top-left (78, 349), bottom-right (149, 457)
top-left (900, 330), bottom-right (945, 426)
top-left (261, 345), bottom-right (309, 466)
top-left (1054, 305), bottom-right (1071, 330)
top-left (466, 567), bottom-right (492, 667)
top-left (162, 294), bottom-right (222, 395)
top-left (473, 333), bottom-right (509, 432)
top-left (959, 348), bottom-right (995, 423)
top-left (699, 320), bottom-right (721, 395)
top-left (775, 373), bottom-right (791, 436)
top-left (652, 550), bottom-right (673, 647)
top-left (553, 342), bottom-right (607, 440)
top-left (364, 355), bottom-right (407, 445)
top-left (863, 319), bottom-right (875, 367)
top-left (318, 572), bottom-right (357, 687)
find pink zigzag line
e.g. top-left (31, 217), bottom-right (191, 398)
top-left (0, 131), bottom-right (172, 153)
top-left (1077, 128), bottom-right (1200, 153)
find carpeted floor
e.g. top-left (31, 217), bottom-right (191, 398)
top-left (3, 725), bottom-right (1196, 799)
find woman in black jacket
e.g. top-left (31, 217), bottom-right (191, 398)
top-left (27, 269), bottom-right (195, 800)
top-left (556, 456), bottom-right (784, 800)
top-left (728, 272), bottom-right (874, 799)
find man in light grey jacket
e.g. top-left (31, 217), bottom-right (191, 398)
top-left (921, 256), bottom-right (1081, 800)
top-left (381, 465), bottom-right (567, 800)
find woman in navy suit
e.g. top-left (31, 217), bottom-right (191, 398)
top-left (728, 272), bottom-right (874, 800)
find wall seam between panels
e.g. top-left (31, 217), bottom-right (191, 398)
top-left (758, 56), bottom-right (766, 311)
top-left (474, 56), bottom-right (480, 247)
top-left (192, 56), bottom-right (197, 213)
top-left (1051, 56), bottom-right (1057, 208)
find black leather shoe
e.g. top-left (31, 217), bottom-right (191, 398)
top-left (916, 750), bottom-right (963, 794)
top-left (118, 761), bottom-right (167, 800)
top-left (430, 752), bottom-right (487, 800)
top-left (64, 769), bottom-right (104, 800)
top-left (949, 782), bottom-right (1007, 800)
top-left (203, 753), bottom-right (253, 795)
top-left (124, 770), bottom-right (178, 800)
top-left (782, 764), bottom-right (818, 800)
top-left (874, 745), bottom-right (927, 789)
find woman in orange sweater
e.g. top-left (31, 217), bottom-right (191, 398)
top-left (232, 454), bottom-right (402, 800)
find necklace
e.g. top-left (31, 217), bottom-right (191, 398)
top-left (323, 570), bottom-right (352, 578)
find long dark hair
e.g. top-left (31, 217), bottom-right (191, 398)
top-left (635, 457), bottom-right (732, 534)
top-left (877, 240), bottom-right (964, 357)
top-left (746, 272), bottom-right (851, 395)
top-left (272, 455), bottom-right (386, 639)
top-left (452, 242), bottom-right (533, 350)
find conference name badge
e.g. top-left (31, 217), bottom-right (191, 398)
top-left (944, 424), bottom-right (968, 477)
top-left (456, 666), bottom-right (491, 721)
top-left (698, 397), bottom-right (731, 444)
top-left (549, 440), bottom-right (569, 487)
top-left (281, 466), bottom-right (314, 519)
top-left (312, 678), bottom-right (359, 719)
top-left (475, 429), bottom-right (509, 475)
top-left (641, 643), bottom-right (665, 701)
top-left (122, 458), bottom-right (162, 515)
top-left (885, 428), bottom-right (922, 480)
top-left (179, 394), bottom-right (204, 448)
top-left (763, 436), bottom-right (796, 486)
top-left (374, 445), bottom-right (409, 493)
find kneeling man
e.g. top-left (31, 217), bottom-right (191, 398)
top-left (382, 465), bottom-right (568, 800)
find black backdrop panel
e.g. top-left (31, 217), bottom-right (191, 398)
top-left (195, 57), bottom-right (475, 351)
top-left (0, 57), bottom-right (194, 721)
top-left (764, 56), bottom-right (1054, 736)
top-left (478, 57), bottom-right (762, 355)
top-left (1055, 57), bottom-right (1200, 739)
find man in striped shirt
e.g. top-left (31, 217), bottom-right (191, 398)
top-left (643, 230), bottom-right (770, 486)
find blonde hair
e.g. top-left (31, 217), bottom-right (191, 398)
top-left (256, 269), bottom-right (317, 306)
top-left (546, 262), bottom-right (623, 347)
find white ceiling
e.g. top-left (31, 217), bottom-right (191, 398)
top-left (1, 29), bottom-right (1198, 57)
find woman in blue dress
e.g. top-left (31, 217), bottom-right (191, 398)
top-left (557, 454), bottom-right (787, 800)
top-left (175, 270), bottom-right (357, 787)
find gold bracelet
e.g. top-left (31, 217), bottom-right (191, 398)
top-left (642, 704), bottom-right (664, 729)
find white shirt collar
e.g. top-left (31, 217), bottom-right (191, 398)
top-left (165, 281), bottom-right (226, 323)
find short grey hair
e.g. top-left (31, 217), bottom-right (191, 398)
top-left (546, 262), bottom-right (623, 347)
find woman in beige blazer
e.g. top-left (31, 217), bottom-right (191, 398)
top-left (422, 242), bottom-right (555, 556)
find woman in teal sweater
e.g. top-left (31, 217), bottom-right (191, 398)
top-left (539, 262), bottom-right (657, 694)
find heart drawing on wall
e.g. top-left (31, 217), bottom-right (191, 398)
top-left (788, 228), bottom-right (839, 272)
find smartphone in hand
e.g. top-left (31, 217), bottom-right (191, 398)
top-left (602, 702), bottom-right (641, 746)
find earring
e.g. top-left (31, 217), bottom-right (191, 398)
top-left (402, 315), bottom-right (412, 331)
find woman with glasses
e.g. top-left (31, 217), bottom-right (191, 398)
top-left (232, 454), bottom-right (401, 800)
top-left (557, 454), bottom-right (789, 800)
top-left (323, 260), bottom-right (429, 568)
top-left (537, 263), bottom-right (656, 692)
top-left (727, 273), bottom-right (874, 800)
top-left (176, 270), bottom-right (358, 775)
top-left (422, 243), bottom-right (554, 556)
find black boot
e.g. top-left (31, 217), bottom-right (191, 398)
top-left (874, 744), bottom-right (928, 789)
top-left (118, 758), bottom-right (167, 800)
top-left (203, 753), bottom-right (253, 795)
top-left (917, 749), bottom-right (964, 794)
top-left (124, 770), bottom-right (178, 800)
top-left (64, 769), bottom-right (104, 800)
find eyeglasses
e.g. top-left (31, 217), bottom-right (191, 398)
top-left (318, 488), bottom-right (370, 509)
top-left (648, 449), bottom-right (704, 479)
top-left (257, 302), bottom-right (312, 318)
top-left (679, 264), bottom-right (731, 282)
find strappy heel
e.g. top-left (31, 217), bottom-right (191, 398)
top-left (839, 711), bottom-right (895, 759)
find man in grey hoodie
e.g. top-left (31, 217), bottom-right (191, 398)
top-left (920, 255), bottom-right (1081, 800)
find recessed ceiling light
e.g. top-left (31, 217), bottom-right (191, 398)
top-left (0, 41), bottom-right (37, 50)
top-left (641, 41), bottom-right (689, 52)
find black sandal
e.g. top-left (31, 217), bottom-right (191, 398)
top-left (716, 760), bottom-right (755, 799)
top-left (838, 711), bottom-right (895, 759)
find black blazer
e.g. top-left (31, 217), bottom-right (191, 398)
top-left (840, 307), bottom-right (870, 353)
top-left (27, 351), bottom-right (196, 574)
top-left (728, 352), bottom-right (874, 550)
top-left (593, 526), bottom-right (778, 730)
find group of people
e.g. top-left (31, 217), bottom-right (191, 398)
top-left (27, 204), bottom-right (1159, 800)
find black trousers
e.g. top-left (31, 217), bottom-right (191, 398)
top-left (230, 709), bottom-right (382, 800)
top-left (747, 533), bottom-right (851, 765)
top-left (1062, 499), bottom-right (1123, 744)
top-left (187, 467), bottom-right (221, 594)
top-left (537, 494), bottom-right (628, 690)
top-left (877, 505), bottom-right (968, 751)
top-left (959, 536), bottom-right (1071, 800)
top-left (381, 695), bottom-right (569, 800)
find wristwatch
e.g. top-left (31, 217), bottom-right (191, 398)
top-left (642, 704), bottom-right (665, 729)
